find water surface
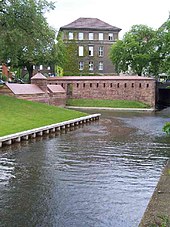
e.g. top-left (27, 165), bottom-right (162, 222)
top-left (0, 110), bottom-right (170, 227)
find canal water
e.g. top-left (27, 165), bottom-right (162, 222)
top-left (0, 110), bottom-right (170, 227)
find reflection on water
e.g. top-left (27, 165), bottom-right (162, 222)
top-left (0, 110), bottom-right (170, 227)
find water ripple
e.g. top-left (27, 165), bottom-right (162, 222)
top-left (0, 157), bottom-right (16, 185)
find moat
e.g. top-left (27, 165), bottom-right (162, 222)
top-left (0, 109), bottom-right (170, 227)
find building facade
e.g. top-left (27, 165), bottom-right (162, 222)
top-left (59, 18), bottom-right (121, 75)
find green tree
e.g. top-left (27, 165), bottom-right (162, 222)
top-left (0, 0), bottom-right (56, 81)
top-left (62, 40), bottom-right (80, 75)
top-left (48, 32), bottom-right (67, 75)
top-left (110, 25), bottom-right (156, 76)
top-left (156, 18), bottom-right (170, 76)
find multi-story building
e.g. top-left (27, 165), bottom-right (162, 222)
top-left (59, 17), bottom-right (121, 75)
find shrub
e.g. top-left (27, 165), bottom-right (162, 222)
top-left (163, 122), bottom-right (170, 135)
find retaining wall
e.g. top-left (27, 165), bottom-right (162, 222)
top-left (48, 76), bottom-right (156, 107)
top-left (0, 114), bottom-right (101, 148)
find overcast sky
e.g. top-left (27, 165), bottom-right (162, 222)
top-left (46, 0), bottom-right (170, 38)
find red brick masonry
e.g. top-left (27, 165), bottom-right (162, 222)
top-left (0, 73), bottom-right (67, 107)
top-left (48, 76), bottom-right (156, 107)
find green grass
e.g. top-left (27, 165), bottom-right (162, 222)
top-left (0, 95), bottom-right (87, 137)
top-left (66, 98), bottom-right (150, 108)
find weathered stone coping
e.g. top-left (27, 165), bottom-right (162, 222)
top-left (67, 106), bottom-right (155, 112)
top-left (139, 159), bottom-right (170, 226)
top-left (0, 114), bottom-right (101, 148)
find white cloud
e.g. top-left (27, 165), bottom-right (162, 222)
top-left (46, 0), bottom-right (170, 38)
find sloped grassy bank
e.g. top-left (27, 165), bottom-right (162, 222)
top-left (66, 98), bottom-right (150, 108)
top-left (0, 95), bottom-right (87, 137)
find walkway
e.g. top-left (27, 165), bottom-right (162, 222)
top-left (139, 160), bottom-right (170, 226)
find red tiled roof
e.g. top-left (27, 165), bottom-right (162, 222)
top-left (60, 17), bottom-right (121, 31)
top-left (47, 85), bottom-right (66, 93)
top-left (6, 83), bottom-right (45, 95)
top-left (31, 72), bottom-right (47, 80)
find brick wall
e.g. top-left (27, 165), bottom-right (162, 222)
top-left (0, 85), bottom-right (14, 96)
top-left (0, 85), bottom-right (66, 107)
top-left (48, 76), bottom-right (156, 107)
top-left (49, 93), bottom-right (66, 107)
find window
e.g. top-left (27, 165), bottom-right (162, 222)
top-left (108, 33), bottom-right (113, 41)
top-left (47, 66), bottom-right (50, 70)
top-left (69, 32), bottom-right (73, 40)
top-left (89, 61), bottom-right (94, 71)
top-left (39, 65), bottom-right (43, 70)
top-left (79, 61), bottom-right (84, 70)
top-left (99, 33), bottom-right (103, 40)
top-left (78, 32), bottom-right (84, 40)
top-left (89, 33), bottom-right (94, 40)
top-left (89, 46), bottom-right (94, 56)
top-left (33, 65), bottom-right (35, 70)
top-left (99, 46), bottom-right (104, 57)
top-left (99, 62), bottom-right (103, 71)
top-left (79, 46), bottom-right (84, 56)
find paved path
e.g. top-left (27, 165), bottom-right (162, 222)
top-left (139, 160), bottom-right (170, 226)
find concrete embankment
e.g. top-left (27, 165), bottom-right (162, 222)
top-left (67, 106), bottom-right (155, 112)
top-left (139, 159), bottom-right (170, 226)
top-left (0, 114), bottom-right (100, 148)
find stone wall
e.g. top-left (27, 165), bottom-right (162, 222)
top-left (48, 76), bottom-right (156, 107)
top-left (0, 84), bottom-right (66, 107)
top-left (0, 85), bottom-right (14, 96)
top-left (0, 76), bottom-right (156, 107)
top-left (15, 94), bottom-right (50, 104)
top-left (48, 93), bottom-right (66, 107)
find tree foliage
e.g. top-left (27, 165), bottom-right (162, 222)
top-left (110, 19), bottom-right (170, 77)
top-left (0, 0), bottom-right (56, 80)
top-left (156, 19), bottom-right (170, 75)
top-left (163, 122), bottom-right (170, 135)
top-left (62, 40), bottom-right (80, 75)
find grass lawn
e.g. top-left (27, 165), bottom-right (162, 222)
top-left (0, 95), bottom-right (87, 137)
top-left (66, 98), bottom-right (150, 108)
